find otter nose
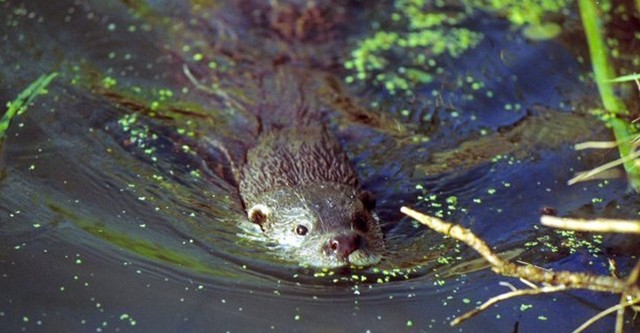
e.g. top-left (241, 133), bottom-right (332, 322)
top-left (326, 233), bottom-right (362, 260)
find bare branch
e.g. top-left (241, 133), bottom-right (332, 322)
top-left (450, 285), bottom-right (569, 326)
top-left (400, 206), bottom-right (640, 330)
top-left (568, 149), bottom-right (640, 185)
top-left (401, 206), bottom-right (639, 296)
top-left (574, 141), bottom-right (620, 150)
top-left (541, 215), bottom-right (640, 234)
top-left (573, 297), bottom-right (640, 333)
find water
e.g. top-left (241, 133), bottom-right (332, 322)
top-left (1, 0), bottom-right (638, 332)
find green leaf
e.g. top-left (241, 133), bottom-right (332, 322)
top-left (0, 72), bottom-right (58, 139)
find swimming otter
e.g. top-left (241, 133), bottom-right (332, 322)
top-left (238, 125), bottom-right (384, 268)
top-left (187, 58), bottom-right (386, 268)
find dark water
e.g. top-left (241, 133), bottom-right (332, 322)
top-left (1, 1), bottom-right (639, 332)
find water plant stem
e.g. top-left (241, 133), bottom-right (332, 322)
top-left (0, 72), bottom-right (58, 142)
top-left (579, 0), bottom-right (640, 191)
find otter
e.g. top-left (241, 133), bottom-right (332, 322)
top-left (236, 125), bottom-right (384, 269)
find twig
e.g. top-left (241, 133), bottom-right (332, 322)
top-left (541, 215), bottom-right (640, 234)
top-left (574, 141), bottom-right (620, 150)
top-left (450, 285), bottom-right (569, 326)
top-left (400, 206), bottom-right (640, 329)
top-left (617, 260), bottom-right (640, 332)
top-left (615, 293), bottom-right (625, 333)
top-left (572, 298), bottom-right (640, 333)
top-left (568, 149), bottom-right (640, 185)
top-left (401, 207), bottom-right (639, 296)
top-left (182, 64), bottom-right (244, 112)
top-left (182, 64), bottom-right (215, 93)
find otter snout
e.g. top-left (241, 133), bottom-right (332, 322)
top-left (325, 233), bottom-right (363, 260)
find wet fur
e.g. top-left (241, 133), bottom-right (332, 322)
top-left (239, 126), bottom-right (358, 207)
top-left (201, 65), bottom-right (384, 267)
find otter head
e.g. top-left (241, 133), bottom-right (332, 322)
top-left (246, 183), bottom-right (384, 268)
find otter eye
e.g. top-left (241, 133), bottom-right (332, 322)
top-left (295, 225), bottom-right (309, 236)
top-left (353, 215), bottom-right (369, 232)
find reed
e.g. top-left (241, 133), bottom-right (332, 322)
top-left (579, 0), bottom-right (640, 191)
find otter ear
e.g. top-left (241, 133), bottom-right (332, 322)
top-left (358, 191), bottom-right (376, 210)
top-left (247, 204), bottom-right (272, 226)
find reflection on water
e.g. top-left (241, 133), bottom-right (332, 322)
top-left (0, 0), bottom-right (637, 332)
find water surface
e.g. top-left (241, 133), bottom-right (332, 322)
top-left (1, 1), bottom-right (637, 332)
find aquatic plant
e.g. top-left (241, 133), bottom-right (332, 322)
top-left (343, 1), bottom-right (482, 95)
top-left (466, 0), bottom-right (570, 39)
top-left (343, 0), bottom-right (572, 94)
top-left (0, 73), bottom-right (57, 143)
top-left (465, 0), bottom-right (570, 26)
top-left (577, 0), bottom-right (640, 191)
